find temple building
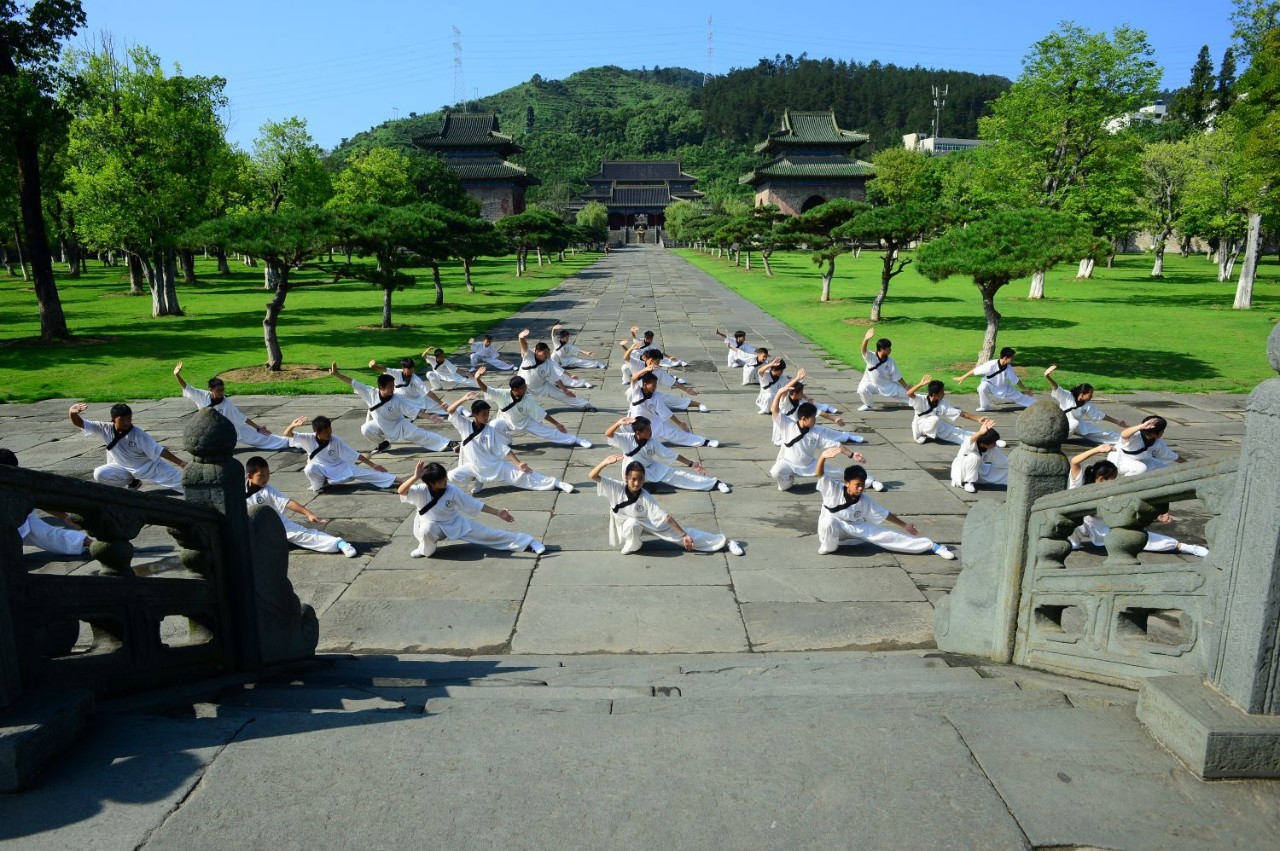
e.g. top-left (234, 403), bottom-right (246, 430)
top-left (739, 110), bottom-right (875, 215)
top-left (572, 161), bottom-right (703, 243)
top-left (413, 112), bottom-right (539, 220)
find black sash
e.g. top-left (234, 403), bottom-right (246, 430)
top-left (556, 341), bottom-right (568, 351)
top-left (308, 438), bottom-right (330, 460)
top-left (369, 397), bottom-right (392, 413)
top-left (784, 427), bottom-right (810, 448)
top-left (1122, 434), bottom-right (1156, 455)
top-left (462, 423), bottom-right (486, 446)
top-left (501, 397), bottom-right (521, 412)
top-left (246, 484), bottom-right (263, 498)
top-left (417, 489), bottom-right (445, 516)
top-left (205, 397), bottom-right (224, 409)
top-left (868, 355), bottom-right (889, 372)
top-left (612, 488), bottom-right (644, 513)
top-left (625, 439), bottom-right (648, 457)
top-left (764, 374), bottom-right (783, 390)
top-left (1063, 401), bottom-right (1084, 413)
top-left (990, 362), bottom-right (1011, 378)
top-left (824, 496), bottom-right (861, 513)
top-left (396, 379), bottom-right (411, 388)
top-left (786, 399), bottom-right (800, 417)
top-left (106, 427), bottom-right (132, 452)
top-left (915, 401), bottom-right (939, 418)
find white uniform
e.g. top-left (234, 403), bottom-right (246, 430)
top-left (770, 417), bottom-right (843, 491)
top-left (632, 366), bottom-right (693, 411)
top-left (630, 337), bottom-right (684, 369)
top-left (909, 394), bottom-right (971, 445)
top-left (470, 342), bottom-right (514, 372)
top-left (974, 360), bottom-right (1034, 410)
top-left (520, 353), bottom-right (591, 410)
top-left (351, 380), bottom-right (449, 451)
top-left (1065, 470), bottom-right (1180, 553)
top-left (1050, 387), bottom-right (1120, 444)
top-left (816, 477), bottom-right (934, 555)
top-left (19, 512), bottom-right (88, 555)
top-left (951, 434), bottom-right (1009, 487)
top-left (723, 335), bottom-right (756, 369)
top-left (742, 357), bottom-right (766, 386)
top-left (290, 431), bottom-right (396, 491)
top-left (485, 387), bottom-right (581, 446)
top-left (596, 476), bottom-right (727, 554)
top-left (1108, 432), bottom-right (1179, 477)
top-left (756, 372), bottom-right (790, 414)
top-left (627, 386), bottom-right (710, 448)
top-left (446, 409), bottom-right (560, 493)
top-left (401, 482), bottom-right (534, 557)
top-left (81, 419), bottom-right (184, 491)
top-left (857, 351), bottom-right (909, 407)
top-left (181, 386), bottom-right (291, 450)
top-left (549, 357), bottom-right (592, 389)
top-left (426, 357), bottom-right (473, 392)
top-left (246, 482), bottom-right (345, 553)
top-left (774, 398), bottom-right (862, 444)
top-left (552, 339), bottom-right (606, 370)
top-left (608, 428), bottom-right (717, 491)
top-left (382, 368), bottom-right (444, 417)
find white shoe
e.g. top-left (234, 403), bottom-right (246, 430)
top-left (995, 440), bottom-right (1008, 449)
top-left (529, 540), bottom-right (546, 555)
top-left (705, 439), bottom-right (720, 448)
top-left (846, 434), bottom-right (866, 444)
top-left (697, 404), bottom-right (709, 413)
top-left (339, 541), bottom-right (358, 558)
top-left (727, 540), bottom-right (745, 556)
top-left (409, 547), bottom-right (426, 558)
top-left (934, 545), bottom-right (956, 560)
top-left (558, 481), bottom-right (575, 493)
top-left (1179, 543), bottom-right (1208, 558)
top-left (975, 407), bottom-right (992, 413)
top-left (576, 438), bottom-right (593, 449)
top-left (716, 481), bottom-right (732, 493)
top-left (915, 436), bottom-right (928, 445)
top-left (870, 480), bottom-right (885, 492)
top-left (857, 404), bottom-right (874, 412)
top-left (962, 482), bottom-right (977, 493)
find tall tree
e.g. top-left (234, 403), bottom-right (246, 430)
top-left (774, 198), bottom-right (868, 302)
top-left (251, 117), bottom-right (331, 214)
top-left (979, 22), bottom-right (1160, 298)
top-left (834, 203), bottom-right (951, 321)
top-left (1230, 0), bottom-right (1280, 61)
top-left (916, 209), bottom-right (1096, 361)
top-left (1216, 47), bottom-right (1238, 114)
top-left (1171, 46), bottom-right (1216, 129)
top-left (1138, 139), bottom-right (1197, 277)
top-left (0, 0), bottom-right (83, 339)
top-left (866, 148), bottom-right (940, 207)
top-left (331, 203), bottom-right (441, 328)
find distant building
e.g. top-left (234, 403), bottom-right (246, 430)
top-left (572, 160), bottom-right (704, 242)
top-left (902, 133), bottom-right (982, 155)
top-left (413, 112), bottom-right (539, 220)
top-left (1105, 101), bottom-right (1170, 134)
top-left (739, 109), bottom-right (875, 215)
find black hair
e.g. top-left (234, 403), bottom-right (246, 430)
top-left (312, 415), bottom-right (332, 432)
top-left (789, 382), bottom-right (805, 394)
top-left (756, 347), bottom-right (769, 357)
top-left (0, 448), bottom-right (17, 467)
top-left (876, 338), bottom-right (892, 351)
top-left (482, 334), bottom-right (492, 341)
top-left (376, 374), bottom-right (395, 390)
top-left (558, 328), bottom-right (570, 337)
top-left (796, 402), bottom-right (818, 420)
top-left (1142, 416), bottom-right (1168, 434)
top-left (624, 460), bottom-right (646, 478)
top-left (471, 399), bottom-right (491, 415)
top-left (1071, 383), bottom-right (1093, 404)
top-left (844, 464), bottom-right (868, 483)
top-left (245, 456), bottom-right (269, 475)
top-left (771, 359), bottom-right (786, 371)
top-left (534, 342), bottom-right (551, 355)
top-left (999, 346), bottom-right (1016, 359)
top-left (110, 403), bottom-right (132, 419)
top-left (642, 348), bottom-right (663, 362)
top-left (978, 428), bottom-right (1002, 448)
top-left (207, 377), bottom-right (225, 389)
top-left (422, 462), bottom-right (449, 485)
top-left (1083, 459), bottom-right (1118, 484)
top-left (509, 376), bottom-right (527, 390)
top-left (643, 330), bottom-right (654, 338)
top-left (432, 348), bottom-right (445, 357)
top-left (631, 415), bottom-right (652, 431)
top-left (927, 379), bottom-right (946, 396)
top-left (400, 357), bottom-right (414, 369)
top-left (639, 372), bottom-right (659, 385)
top-left (733, 330), bottom-right (746, 338)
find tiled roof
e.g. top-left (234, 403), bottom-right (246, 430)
top-left (612, 186), bottom-right (672, 206)
top-left (753, 110), bottom-right (869, 153)
top-left (588, 161), bottom-right (697, 182)
top-left (414, 112), bottom-right (522, 153)
top-left (739, 155), bottom-right (875, 185)
top-left (448, 156), bottom-right (541, 185)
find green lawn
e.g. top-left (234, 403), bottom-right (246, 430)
top-left (679, 248), bottom-right (1280, 394)
top-left (0, 253), bottom-right (600, 402)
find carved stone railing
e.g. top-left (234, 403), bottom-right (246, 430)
top-left (935, 324), bottom-right (1280, 778)
top-left (1, 410), bottom-right (317, 789)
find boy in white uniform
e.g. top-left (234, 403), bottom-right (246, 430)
top-left (630, 349), bottom-right (707, 413)
top-left (328, 362), bottom-right (452, 453)
top-left (517, 329), bottom-right (596, 411)
top-left (474, 368), bottom-right (592, 448)
top-left (856, 328), bottom-right (911, 411)
top-left (627, 372), bottom-right (718, 448)
top-left (1043, 366), bottom-right (1125, 444)
top-left (468, 335), bottom-right (515, 372)
top-left (605, 415), bottom-right (732, 492)
top-left (588, 454), bottom-right (743, 556)
top-left (173, 363), bottom-right (292, 451)
top-left (284, 415), bottom-right (401, 493)
top-left (906, 375), bottom-right (990, 445)
top-left (69, 402), bottom-right (186, 491)
top-left (369, 357), bottom-right (447, 419)
top-left (244, 456), bottom-right (358, 557)
top-left (741, 347), bottom-right (770, 387)
top-left (755, 358), bottom-right (794, 415)
top-left (444, 394), bottom-right (575, 495)
top-left (813, 451), bottom-right (955, 559)
top-left (955, 346), bottom-right (1035, 412)
top-left (629, 327), bottom-right (686, 368)
top-left (398, 460), bottom-right (545, 558)
top-left (551, 324), bottom-right (606, 370)
top-left (422, 348), bottom-right (476, 392)
top-left (950, 419), bottom-right (1009, 493)
top-left (2, 448), bottom-right (93, 556)
top-left (716, 328), bottom-right (757, 369)
top-left (774, 381), bottom-right (860, 442)
top-left (771, 375), bottom-right (881, 491)
top-left (1107, 416), bottom-right (1182, 477)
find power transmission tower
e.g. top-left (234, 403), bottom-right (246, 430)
top-left (704, 16), bottom-right (715, 85)
top-left (453, 26), bottom-right (465, 109)
top-left (931, 83), bottom-right (948, 138)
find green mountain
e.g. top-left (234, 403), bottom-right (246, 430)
top-left (328, 61), bottom-right (1011, 207)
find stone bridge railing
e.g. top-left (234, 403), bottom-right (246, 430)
top-left (935, 324), bottom-right (1280, 779)
top-left (0, 410), bottom-right (317, 790)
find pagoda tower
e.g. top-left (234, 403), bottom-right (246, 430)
top-left (413, 112), bottom-right (539, 221)
top-left (739, 110), bottom-right (875, 215)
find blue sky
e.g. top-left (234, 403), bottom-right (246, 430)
top-left (77, 0), bottom-right (1238, 152)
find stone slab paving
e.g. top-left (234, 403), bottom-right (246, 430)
top-left (3, 243), bottom-right (1242, 655)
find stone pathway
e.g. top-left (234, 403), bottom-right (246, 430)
top-left (5, 244), bottom-right (1244, 656)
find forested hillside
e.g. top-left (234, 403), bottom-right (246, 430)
top-left (328, 60), bottom-right (1010, 206)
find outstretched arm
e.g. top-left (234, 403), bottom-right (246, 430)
top-left (589, 453), bottom-right (624, 482)
top-left (446, 391), bottom-right (481, 415)
top-left (906, 373), bottom-right (932, 397)
top-left (173, 362), bottom-right (188, 390)
top-left (1043, 364), bottom-right (1060, 391)
top-left (160, 448), bottom-right (188, 469)
top-left (472, 366), bottom-right (489, 393)
top-left (69, 402), bottom-right (87, 429)
top-left (398, 460), bottom-right (426, 496)
top-left (518, 329), bottom-right (531, 356)
top-left (329, 362), bottom-right (354, 387)
top-left (1120, 417), bottom-right (1161, 440)
top-left (1069, 444), bottom-right (1113, 480)
top-left (285, 498), bottom-right (324, 523)
top-left (283, 415), bottom-right (307, 438)
top-left (861, 327), bottom-right (874, 357)
top-left (604, 416), bottom-right (634, 439)
top-left (954, 366), bottom-right (976, 384)
top-left (814, 445), bottom-right (843, 479)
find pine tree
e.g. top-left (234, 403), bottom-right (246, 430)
top-left (1216, 48), bottom-right (1238, 115)
top-left (1172, 46), bottom-right (1215, 128)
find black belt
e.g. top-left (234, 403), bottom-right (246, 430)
top-left (308, 439), bottom-right (330, 460)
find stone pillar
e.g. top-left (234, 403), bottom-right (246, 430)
top-left (934, 401), bottom-right (1068, 662)
top-left (0, 482), bottom-right (32, 709)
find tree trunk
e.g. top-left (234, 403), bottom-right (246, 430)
top-left (820, 257), bottom-right (835, 302)
top-left (264, 264), bottom-right (280, 290)
top-left (162, 248), bottom-right (182, 315)
top-left (978, 283), bottom-right (1003, 364)
top-left (263, 271), bottom-right (290, 371)
top-left (11, 123), bottom-right (70, 338)
top-left (66, 240), bottom-right (81, 277)
top-left (871, 259), bottom-right (892, 322)
top-left (431, 261), bottom-right (444, 306)
top-left (11, 222), bottom-right (27, 281)
top-left (1151, 230), bottom-right (1170, 276)
top-left (2, 246), bottom-right (13, 276)
top-left (1027, 269), bottom-right (1046, 299)
top-left (1234, 211), bottom-right (1262, 309)
top-left (744, 251), bottom-right (751, 271)
top-left (215, 247), bottom-right (231, 275)
top-left (463, 257), bottom-right (475, 292)
top-left (1106, 239), bottom-right (1118, 268)
top-left (244, 253), bottom-right (257, 267)
top-left (1179, 235), bottom-right (1191, 258)
top-left (1076, 257), bottom-right (1095, 279)
top-left (382, 287), bottom-right (393, 329)
top-left (179, 248), bottom-right (197, 285)
top-left (1218, 236), bottom-right (1240, 281)
top-left (761, 250), bottom-right (773, 277)
top-left (535, 247), bottom-right (543, 266)
top-left (128, 252), bottom-right (145, 295)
